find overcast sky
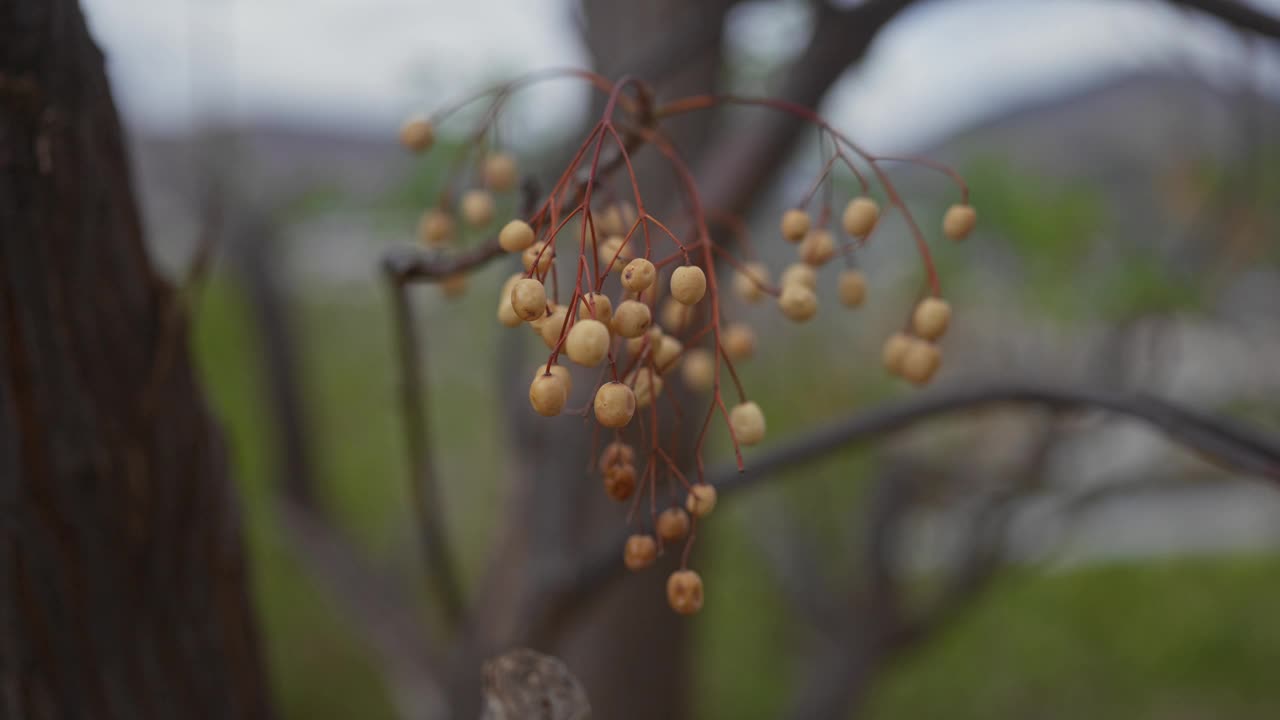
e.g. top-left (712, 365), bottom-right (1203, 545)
top-left (82, 0), bottom-right (1280, 151)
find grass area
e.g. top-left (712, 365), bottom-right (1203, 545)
top-left (192, 275), bottom-right (1280, 719)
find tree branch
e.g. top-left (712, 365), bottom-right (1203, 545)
top-left (385, 276), bottom-right (465, 626)
top-left (531, 380), bottom-right (1280, 642)
top-left (1169, 0), bottom-right (1280, 40)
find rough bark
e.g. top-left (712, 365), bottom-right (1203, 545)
top-left (0, 2), bottom-right (274, 718)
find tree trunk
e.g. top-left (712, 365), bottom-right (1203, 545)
top-left (0, 2), bottom-right (274, 718)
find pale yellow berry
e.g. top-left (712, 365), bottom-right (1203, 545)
top-left (510, 278), bottom-right (547, 322)
top-left (627, 367), bottom-right (664, 409)
top-left (531, 364), bottom-right (572, 398)
top-left (657, 507), bottom-right (690, 542)
top-left (670, 265), bottom-right (707, 305)
top-left (667, 569), bottom-right (704, 615)
top-left (522, 240), bottom-right (554, 274)
top-left (780, 208), bottom-right (810, 243)
top-left (612, 300), bottom-right (652, 339)
top-left (631, 274), bottom-right (662, 305)
top-left (837, 269), bottom-right (867, 308)
top-left (461, 189), bottom-right (495, 228)
top-left (536, 305), bottom-right (569, 349)
top-left (417, 208), bottom-right (455, 247)
top-left (722, 323), bottom-right (755, 360)
top-left (652, 335), bottom-right (683, 374)
top-left (605, 464), bottom-right (636, 502)
top-left (529, 373), bottom-right (567, 416)
top-left (881, 332), bottom-right (913, 376)
top-left (598, 236), bottom-right (632, 272)
top-left (901, 339), bottom-right (942, 386)
top-left (399, 116), bottom-right (435, 152)
top-left (842, 196), bottom-right (880, 238)
top-left (729, 401), bottom-right (766, 446)
top-left (566, 319), bottom-right (611, 367)
top-left (685, 483), bottom-right (717, 518)
top-left (799, 229), bottom-right (836, 267)
top-left (625, 327), bottom-right (662, 357)
top-left (496, 273), bottom-right (524, 327)
top-left (498, 219), bottom-right (535, 253)
top-left (594, 382), bottom-right (636, 428)
top-left (482, 152), bottom-right (518, 192)
top-left (912, 297), bottom-right (951, 341)
top-left (660, 297), bottom-right (692, 333)
top-left (578, 292), bottom-right (613, 325)
top-left (624, 534), bottom-right (657, 571)
top-left (779, 285), bottom-right (818, 322)
top-left (598, 202), bottom-right (636, 237)
top-left (680, 348), bottom-right (715, 391)
top-left (734, 261), bottom-right (770, 303)
top-left (621, 258), bottom-right (657, 292)
top-left (943, 203), bottom-right (977, 241)
top-left (440, 274), bottom-right (467, 299)
top-left (780, 262), bottom-right (817, 290)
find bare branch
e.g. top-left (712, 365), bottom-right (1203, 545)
top-left (1169, 0), bottom-right (1280, 40)
top-left (530, 380), bottom-right (1280, 643)
top-left (385, 276), bottom-right (465, 626)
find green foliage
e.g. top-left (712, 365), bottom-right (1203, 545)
top-left (868, 556), bottom-right (1280, 720)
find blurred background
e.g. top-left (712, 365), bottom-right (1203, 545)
top-left (82, 0), bottom-right (1280, 717)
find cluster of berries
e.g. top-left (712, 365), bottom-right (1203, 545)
top-left (398, 85), bottom-right (976, 615)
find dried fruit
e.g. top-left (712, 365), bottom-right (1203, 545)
top-left (598, 236), bottom-right (633, 272)
top-left (943, 203), bottom-right (977, 241)
top-left (417, 208), bottom-right (455, 246)
top-left (685, 484), bottom-right (717, 518)
top-left (598, 440), bottom-right (635, 473)
top-left (399, 116), bottom-right (435, 152)
top-left (627, 367), bottom-right (664, 409)
top-left (722, 323), bottom-right (755, 360)
top-left (578, 292), bottom-right (614, 325)
top-left (798, 229), bottom-right (835, 266)
top-left (734, 261), bottom-right (770, 303)
top-left (531, 363), bottom-right (573, 398)
top-left (529, 373), bottom-right (567, 416)
top-left (624, 534), bottom-right (658, 571)
top-left (461, 189), bottom-right (496, 227)
top-left (780, 208), bottom-right (810, 243)
top-left (482, 152), bottom-right (518, 192)
top-left (497, 275), bottom-right (524, 327)
top-left (652, 335), bottom-right (683, 374)
top-left (621, 258), bottom-right (657, 292)
top-left (657, 507), bottom-right (690, 542)
top-left (911, 297), bottom-right (951, 341)
top-left (780, 262), bottom-right (817, 290)
top-left (594, 382), bottom-right (636, 428)
top-left (729, 401), bottom-right (766, 446)
top-left (670, 265), bottom-right (707, 305)
top-left (566, 319), bottom-right (611, 367)
top-left (881, 332), bottom-right (913, 376)
top-left (901, 339), bottom-right (942, 386)
top-left (536, 305), bottom-right (569, 348)
top-left (680, 348), bottom-right (715, 391)
top-left (510, 278), bottom-right (547, 322)
top-left (778, 284), bottom-right (818, 322)
top-left (837, 269), bottom-right (867, 308)
top-left (666, 569), bottom-right (704, 615)
top-left (612, 300), bottom-right (652, 339)
top-left (660, 297), bottom-right (692, 332)
top-left (604, 464), bottom-right (637, 501)
top-left (498, 219), bottom-right (535, 253)
top-left (841, 196), bottom-right (879, 238)
top-left (522, 240), bottom-right (553, 273)
top-left (440, 273), bottom-right (467, 298)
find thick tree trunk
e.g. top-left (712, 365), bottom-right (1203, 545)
top-left (0, 2), bottom-right (274, 718)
